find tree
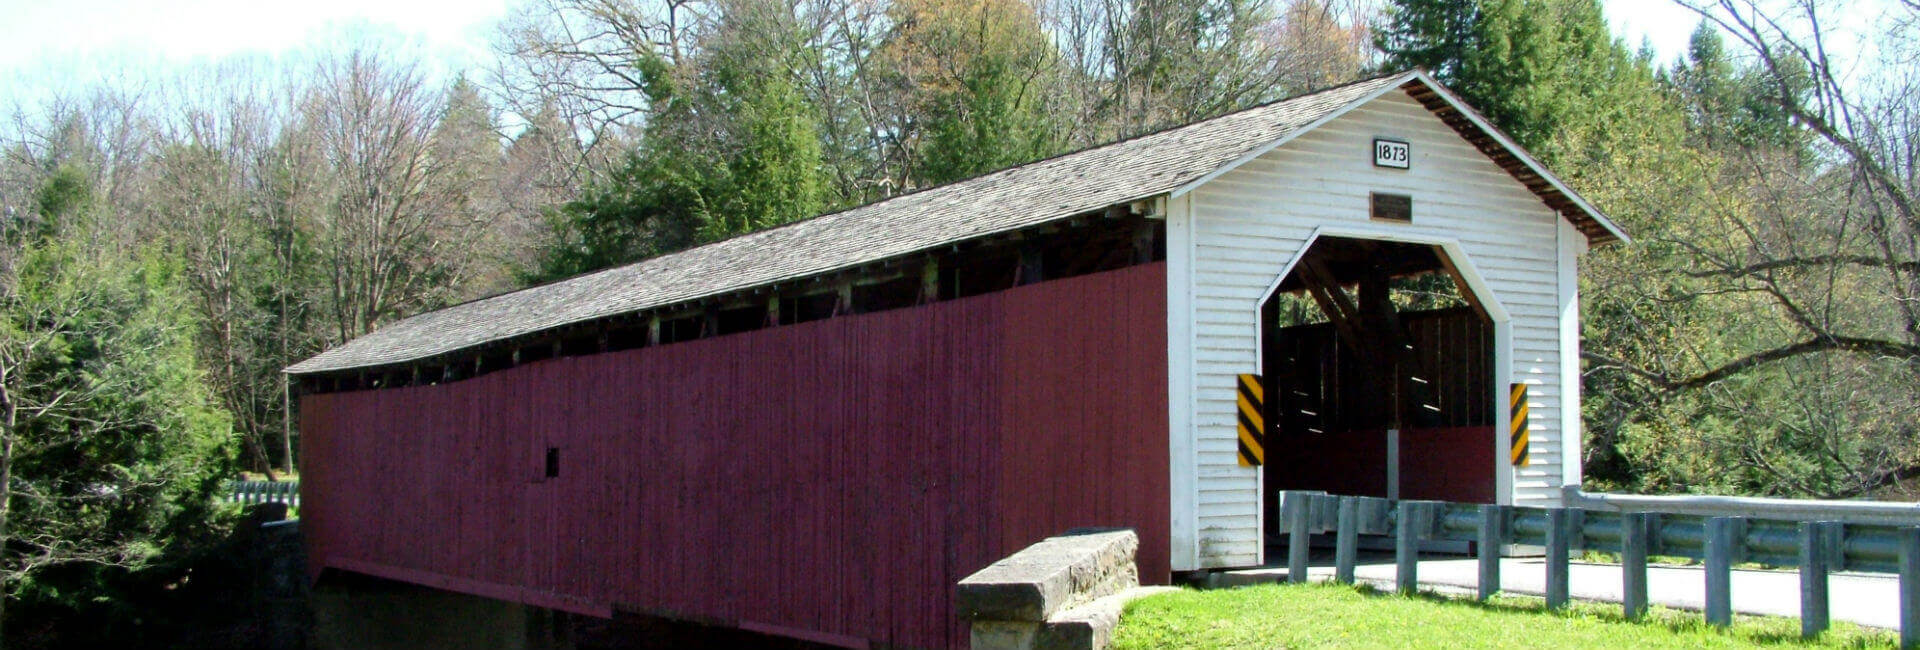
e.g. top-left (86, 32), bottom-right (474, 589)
top-left (1272, 0), bottom-right (1372, 92)
top-left (1668, 24), bottom-right (1806, 151)
top-left (1375, 0), bottom-right (1586, 152)
top-left (0, 167), bottom-right (232, 642)
top-left (152, 135), bottom-right (278, 476)
top-left (692, 0), bottom-right (829, 239)
top-left (1591, 0), bottom-right (1920, 497)
top-left (527, 150), bottom-right (708, 283)
top-left (881, 0), bottom-right (1067, 185)
top-left (494, 0), bottom-right (709, 171)
top-left (1373, 0), bottom-right (1479, 81)
top-left (433, 77), bottom-right (516, 295)
top-left (298, 50), bottom-right (499, 342)
top-left (529, 0), bottom-right (830, 281)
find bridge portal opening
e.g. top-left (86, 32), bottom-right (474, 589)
top-left (1258, 236), bottom-right (1497, 543)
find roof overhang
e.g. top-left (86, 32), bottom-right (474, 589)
top-left (1170, 70), bottom-right (1628, 247)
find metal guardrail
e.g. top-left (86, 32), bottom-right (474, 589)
top-left (1277, 490), bottom-right (1920, 647)
top-left (228, 480), bottom-right (300, 508)
top-left (1568, 486), bottom-right (1920, 526)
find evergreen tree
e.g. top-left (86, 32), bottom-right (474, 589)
top-left (1376, 0), bottom-right (1574, 152)
top-left (1669, 24), bottom-right (1807, 151)
top-left (1, 167), bottom-right (233, 642)
top-left (695, 0), bottom-right (828, 239)
top-left (1373, 0), bottom-right (1481, 82)
top-left (883, 0), bottom-right (1065, 185)
top-left (530, 0), bottom-right (830, 282)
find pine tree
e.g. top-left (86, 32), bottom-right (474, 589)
top-left (529, 0), bottom-right (832, 281)
top-left (883, 0), bottom-right (1065, 185)
top-left (1, 168), bottom-right (233, 642)
top-left (696, 0), bottom-right (828, 239)
top-left (1373, 0), bottom-right (1481, 82)
top-left (1669, 24), bottom-right (1807, 151)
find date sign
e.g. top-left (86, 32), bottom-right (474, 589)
top-left (1373, 138), bottom-right (1410, 169)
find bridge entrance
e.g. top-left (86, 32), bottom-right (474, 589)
top-left (1256, 235), bottom-right (1499, 545)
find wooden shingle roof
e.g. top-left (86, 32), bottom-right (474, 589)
top-left (288, 71), bottom-right (1622, 375)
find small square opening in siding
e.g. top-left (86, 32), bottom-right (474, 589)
top-left (1371, 192), bottom-right (1412, 222)
top-left (545, 447), bottom-right (560, 478)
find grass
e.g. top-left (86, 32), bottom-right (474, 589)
top-left (1112, 582), bottom-right (1899, 649)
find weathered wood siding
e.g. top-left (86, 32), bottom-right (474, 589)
top-left (301, 264), bottom-right (1170, 650)
top-left (1265, 426), bottom-right (1495, 504)
top-left (1169, 88), bottom-right (1576, 569)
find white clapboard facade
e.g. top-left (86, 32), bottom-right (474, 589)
top-left (1161, 77), bottom-right (1621, 571)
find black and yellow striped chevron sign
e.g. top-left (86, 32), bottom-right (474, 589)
top-left (1237, 373), bottom-right (1266, 467)
top-left (1510, 383), bottom-right (1530, 466)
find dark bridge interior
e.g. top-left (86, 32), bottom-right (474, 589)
top-left (1259, 236), bottom-right (1497, 542)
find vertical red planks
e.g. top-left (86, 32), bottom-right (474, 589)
top-left (299, 263), bottom-right (1171, 649)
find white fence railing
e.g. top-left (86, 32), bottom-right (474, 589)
top-left (227, 480), bottom-right (300, 508)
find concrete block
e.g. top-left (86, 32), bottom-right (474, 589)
top-left (971, 621), bottom-right (1041, 650)
top-left (956, 530), bottom-right (1140, 622)
top-left (1038, 586), bottom-right (1179, 650)
top-left (961, 529), bottom-right (1158, 650)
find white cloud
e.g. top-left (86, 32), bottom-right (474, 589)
top-left (1603, 0), bottom-right (1708, 64)
top-left (0, 0), bottom-right (510, 82)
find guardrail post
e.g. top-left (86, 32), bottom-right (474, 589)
top-left (1287, 492), bottom-right (1312, 583)
top-left (1546, 508), bottom-right (1571, 610)
top-left (1899, 526), bottom-right (1919, 649)
top-left (1622, 512), bottom-right (1650, 620)
top-left (1335, 497), bottom-right (1358, 585)
top-left (1704, 516), bottom-right (1737, 627)
top-left (1396, 501), bottom-right (1423, 595)
top-left (1801, 521), bottom-right (1836, 638)
top-left (1477, 504), bottom-right (1506, 601)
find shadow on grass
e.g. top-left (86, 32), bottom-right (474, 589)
top-left (1328, 582), bottom-right (1889, 648)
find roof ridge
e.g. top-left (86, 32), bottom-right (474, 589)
top-left (288, 72), bottom-right (1416, 374)
top-left (454, 72), bottom-right (1416, 308)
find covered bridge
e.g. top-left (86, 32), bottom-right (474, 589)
top-left (288, 70), bottom-right (1625, 648)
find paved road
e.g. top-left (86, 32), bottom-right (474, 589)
top-left (1225, 553), bottom-right (1901, 629)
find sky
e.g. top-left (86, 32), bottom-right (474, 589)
top-left (1603, 0), bottom-right (1712, 64)
top-left (0, 0), bottom-right (1713, 88)
top-left (0, 0), bottom-right (512, 93)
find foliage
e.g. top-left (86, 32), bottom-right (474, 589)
top-left (881, 0), bottom-right (1066, 185)
top-left (1113, 582), bottom-right (1898, 649)
top-left (1, 168), bottom-right (235, 640)
top-left (527, 151), bottom-right (708, 283)
top-left (527, 0), bottom-right (829, 282)
top-left (1374, 0), bottom-right (1920, 498)
top-left (1375, 0), bottom-right (1649, 156)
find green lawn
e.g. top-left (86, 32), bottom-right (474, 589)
top-left (1113, 582), bottom-right (1899, 649)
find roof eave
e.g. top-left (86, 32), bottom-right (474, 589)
top-left (281, 191), bottom-right (1179, 376)
top-left (1401, 71), bottom-right (1630, 246)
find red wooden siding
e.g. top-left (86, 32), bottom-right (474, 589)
top-left (1397, 426), bottom-right (1496, 503)
top-left (1263, 426), bottom-right (1494, 504)
top-left (300, 263), bottom-right (1170, 650)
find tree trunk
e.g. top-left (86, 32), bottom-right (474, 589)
top-left (1, 383), bottom-right (15, 649)
top-left (282, 374), bottom-right (294, 475)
